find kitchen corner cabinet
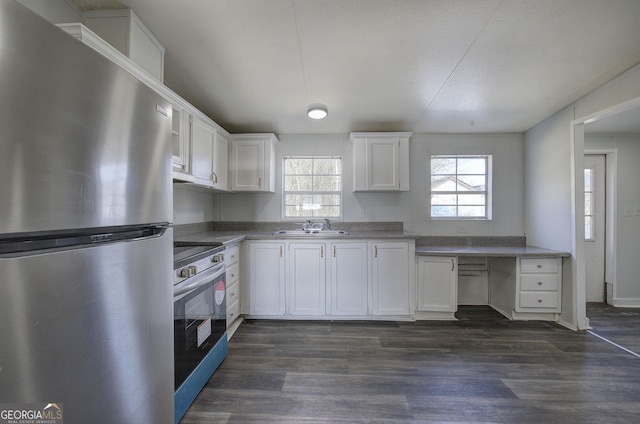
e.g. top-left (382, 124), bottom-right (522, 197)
top-left (190, 116), bottom-right (217, 187)
top-left (288, 242), bottom-right (326, 316)
top-left (230, 134), bottom-right (278, 192)
top-left (371, 241), bottom-right (412, 316)
top-left (416, 256), bottom-right (458, 319)
top-left (329, 242), bottom-right (369, 316)
top-left (351, 132), bottom-right (412, 192)
top-left (84, 9), bottom-right (165, 81)
top-left (247, 241), bottom-right (285, 316)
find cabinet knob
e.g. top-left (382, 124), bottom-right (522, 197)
top-left (538, 281), bottom-right (543, 285)
top-left (537, 264), bottom-right (542, 268)
top-left (538, 299), bottom-right (543, 303)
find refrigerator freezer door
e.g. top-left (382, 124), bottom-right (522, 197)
top-left (0, 229), bottom-right (174, 424)
top-left (0, 1), bottom-right (172, 235)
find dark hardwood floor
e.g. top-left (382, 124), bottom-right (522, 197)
top-left (587, 302), bottom-right (640, 354)
top-left (181, 305), bottom-right (640, 423)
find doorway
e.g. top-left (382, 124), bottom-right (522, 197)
top-left (584, 154), bottom-right (606, 303)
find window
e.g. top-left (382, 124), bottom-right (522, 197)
top-left (584, 167), bottom-right (595, 241)
top-left (430, 155), bottom-right (491, 219)
top-left (283, 156), bottom-right (342, 218)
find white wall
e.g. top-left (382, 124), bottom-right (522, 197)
top-left (524, 63), bottom-right (640, 328)
top-left (217, 133), bottom-right (524, 236)
top-left (17, 0), bottom-right (84, 23)
top-left (586, 134), bottom-right (640, 303)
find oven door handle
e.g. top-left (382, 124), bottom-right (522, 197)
top-left (174, 263), bottom-right (225, 297)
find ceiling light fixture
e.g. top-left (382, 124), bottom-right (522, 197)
top-left (307, 104), bottom-right (328, 119)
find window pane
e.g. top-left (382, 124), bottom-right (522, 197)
top-left (285, 175), bottom-right (312, 191)
top-left (316, 194), bottom-right (341, 206)
top-left (431, 194), bottom-right (457, 205)
top-left (431, 158), bottom-right (456, 175)
top-left (458, 158), bottom-right (486, 174)
top-left (431, 176), bottom-right (457, 191)
top-left (584, 193), bottom-right (593, 215)
top-left (313, 158), bottom-right (341, 175)
top-left (431, 206), bottom-right (456, 217)
top-left (457, 175), bottom-right (485, 191)
top-left (585, 216), bottom-right (593, 240)
top-left (584, 169), bottom-right (593, 191)
top-left (285, 158), bottom-right (312, 175)
top-left (458, 193), bottom-right (485, 205)
top-left (313, 176), bottom-right (341, 191)
top-left (285, 206), bottom-right (307, 217)
top-left (318, 206), bottom-right (340, 217)
top-left (458, 206), bottom-right (485, 217)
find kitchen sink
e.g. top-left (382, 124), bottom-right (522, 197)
top-left (272, 229), bottom-right (349, 236)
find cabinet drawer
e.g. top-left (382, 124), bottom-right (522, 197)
top-left (227, 262), bottom-right (239, 285)
top-left (520, 274), bottom-right (559, 291)
top-left (519, 291), bottom-right (559, 309)
top-left (227, 280), bottom-right (239, 306)
top-left (520, 258), bottom-right (558, 274)
top-left (227, 299), bottom-right (240, 324)
top-left (225, 245), bottom-right (240, 265)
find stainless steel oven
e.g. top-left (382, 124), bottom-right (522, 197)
top-left (173, 244), bottom-right (228, 423)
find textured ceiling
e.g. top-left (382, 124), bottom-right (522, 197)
top-left (77, 0), bottom-right (640, 135)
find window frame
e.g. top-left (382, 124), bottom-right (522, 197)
top-left (281, 155), bottom-right (343, 220)
top-left (429, 154), bottom-right (493, 220)
top-left (584, 166), bottom-right (595, 242)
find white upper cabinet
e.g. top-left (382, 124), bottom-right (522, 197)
top-left (351, 132), bottom-right (412, 192)
top-left (213, 133), bottom-right (229, 191)
top-left (171, 106), bottom-right (192, 181)
top-left (84, 9), bottom-right (165, 81)
top-left (230, 134), bottom-right (278, 192)
top-left (190, 116), bottom-right (216, 188)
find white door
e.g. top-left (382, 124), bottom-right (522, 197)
top-left (584, 155), bottom-right (606, 302)
top-left (329, 242), bottom-right (368, 316)
top-left (288, 243), bottom-right (326, 316)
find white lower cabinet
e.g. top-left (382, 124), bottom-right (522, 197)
top-left (247, 241), bottom-right (285, 316)
top-left (329, 242), bottom-right (369, 316)
top-left (416, 256), bottom-right (458, 319)
top-left (371, 241), bottom-right (412, 316)
top-left (516, 257), bottom-right (561, 313)
top-left (288, 242), bottom-right (326, 316)
top-left (246, 240), bottom-right (412, 319)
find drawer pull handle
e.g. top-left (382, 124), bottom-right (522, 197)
top-left (537, 264), bottom-right (542, 268)
top-left (538, 281), bottom-right (543, 285)
top-left (538, 299), bottom-right (543, 303)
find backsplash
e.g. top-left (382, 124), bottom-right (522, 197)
top-left (173, 221), bottom-right (404, 237)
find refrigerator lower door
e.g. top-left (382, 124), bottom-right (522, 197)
top-left (0, 228), bottom-right (173, 424)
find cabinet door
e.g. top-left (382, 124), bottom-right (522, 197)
top-left (190, 116), bottom-right (216, 187)
top-left (417, 256), bottom-right (458, 312)
top-left (371, 242), bottom-right (410, 315)
top-left (288, 243), bottom-right (326, 316)
top-left (367, 138), bottom-right (400, 190)
top-left (213, 133), bottom-right (228, 191)
top-left (248, 242), bottom-right (285, 316)
top-left (171, 106), bottom-right (191, 178)
top-left (329, 242), bottom-right (368, 316)
top-left (230, 139), bottom-right (264, 191)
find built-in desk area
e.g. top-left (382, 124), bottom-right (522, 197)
top-left (415, 237), bottom-right (571, 322)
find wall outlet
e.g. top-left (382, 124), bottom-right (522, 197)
top-left (358, 208), bottom-right (366, 219)
top-left (624, 206), bottom-right (633, 217)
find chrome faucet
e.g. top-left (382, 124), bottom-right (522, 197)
top-left (323, 218), bottom-right (330, 230)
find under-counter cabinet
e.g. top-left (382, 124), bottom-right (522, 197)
top-left (230, 134), bottom-right (278, 192)
top-left (288, 243), bottom-right (326, 316)
top-left (246, 241), bottom-right (285, 316)
top-left (329, 242), bottom-right (369, 316)
top-left (225, 243), bottom-right (241, 338)
top-left (351, 132), bottom-right (412, 192)
top-left (416, 256), bottom-right (458, 320)
top-left (371, 241), bottom-right (413, 316)
top-left (516, 257), bottom-right (561, 313)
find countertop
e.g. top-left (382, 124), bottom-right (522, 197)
top-left (415, 245), bottom-right (571, 258)
top-left (173, 230), bottom-right (417, 247)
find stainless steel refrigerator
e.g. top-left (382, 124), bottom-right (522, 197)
top-left (0, 2), bottom-right (174, 423)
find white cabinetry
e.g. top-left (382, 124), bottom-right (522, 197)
top-left (416, 256), bottom-right (458, 320)
top-left (247, 241), bottom-right (285, 316)
top-left (516, 257), bottom-right (561, 313)
top-left (371, 241), bottom-right (413, 316)
top-left (171, 106), bottom-right (192, 180)
top-left (230, 134), bottom-right (278, 192)
top-left (329, 242), bottom-right (369, 316)
top-left (213, 133), bottom-right (229, 191)
top-left (288, 242), bottom-right (326, 316)
top-left (190, 116), bottom-right (216, 187)
top-left (225, 244), bottom-right (241, 338)
top-left (351, 132), bottom-right (411, 192)
top-left (84, 9), bottom-right (165, 81)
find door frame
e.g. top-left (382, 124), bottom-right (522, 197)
top-left (571, 97), bottom-right (640, 329)
top-left (584, 149), bottom-right (617, 304)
